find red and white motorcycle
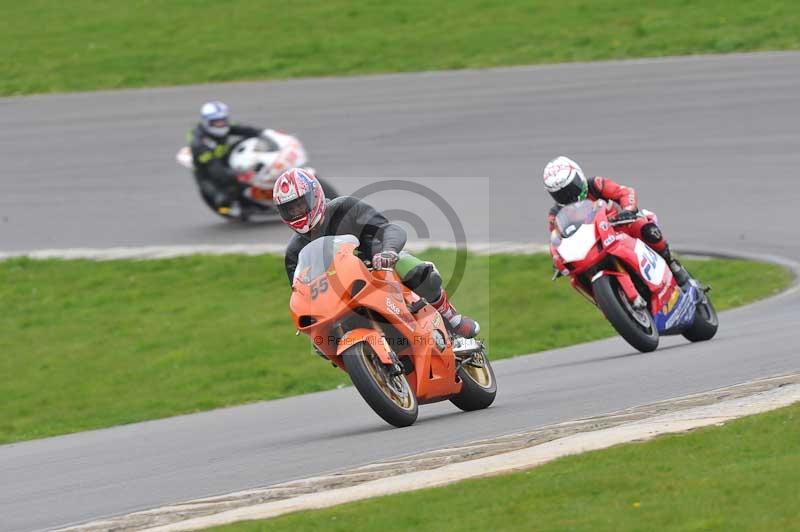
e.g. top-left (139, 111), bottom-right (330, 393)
top-left (551, 199), bottom-right (718, 352)
top-left (176, 129), bottom-right (337, 221)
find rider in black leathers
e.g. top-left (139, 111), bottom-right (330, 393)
top-left (188, 101), bottom-right (262, 214)
top-left (283, 194), bottom-right (408, 284)
top-left (275, 168), bottom-right (480, 339)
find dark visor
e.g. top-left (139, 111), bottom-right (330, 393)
top-left (550, 175), bottom-right (585, 206)
top-left (277, 188), bottom-right (315, 222)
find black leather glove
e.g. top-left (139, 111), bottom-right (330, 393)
top-left (612, 210), bottom-right (639, 224)
top-left (372, 250), bottom-right (399, 270)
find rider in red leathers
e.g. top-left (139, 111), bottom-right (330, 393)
top-left (543, 156), bottom-right (690, 285)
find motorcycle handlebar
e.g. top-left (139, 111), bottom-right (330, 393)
top-left (366, 262), bottom-right (396, 272)
top-left (609, 215), bottom-right (644, 227)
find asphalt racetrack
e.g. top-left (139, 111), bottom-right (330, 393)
top-left (1, 52), bottom-right (799, 531)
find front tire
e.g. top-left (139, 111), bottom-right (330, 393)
top-left (449, 349), bottom-right (497, 411)
top-left (343, 343), bottom-right (418, 427)
top-left (683, 296), bottom-right (719, 342)
top-left (593, 275), bottom-right (659, 353)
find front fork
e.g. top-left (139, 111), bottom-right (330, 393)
top-left (452, 337), bottom-right (486, 371)
top-left (591, 265), bottom-right (646, 309)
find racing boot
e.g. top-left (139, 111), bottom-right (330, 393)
top-left (217, 200), bottom-right (243, 219)
top-left (659, 245), bottom-right (690, 287)
top-left (227, 200), bottom-right (243, 219)
top-left (431, 290), bottom-right (480, 339)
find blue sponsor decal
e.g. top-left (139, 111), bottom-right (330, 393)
top-left (296, 169), bottom-right (314, 187)
top-left (639, 245), bottom-right (660, 284)
top-left (654, 286), bottom-right (698, 334)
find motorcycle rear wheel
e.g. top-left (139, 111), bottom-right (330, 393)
top-left (343, 342), bottom-right (418, 427)
top-left (682, 296), bottom-right (719, 342)
top-left (450, 349), bottom-right (497, 412)
top-left (593, 275), bottom-right (659, 353)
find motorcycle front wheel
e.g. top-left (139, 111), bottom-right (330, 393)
top-left (343, 342), bottom-right (418, 427)
top-left (593, 275), bottom-right (659, 353)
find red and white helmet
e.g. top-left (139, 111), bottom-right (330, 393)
top-left (273, 168), bottom-right (326, 233)
top-left (543, 156), bottom-right (588, 206)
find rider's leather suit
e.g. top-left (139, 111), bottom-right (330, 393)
top-left (188, 123), bottom-right (262, 207)
top-left (548, 176), bottom-right (669, 257)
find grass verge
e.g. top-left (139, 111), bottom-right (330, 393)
top-left (213, 402), bottom-right (800, 532)
top-left (4, 0), bottom-right (800, 96)
top-left (0, 252), bottom-right (792, 443)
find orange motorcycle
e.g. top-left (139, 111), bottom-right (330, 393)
top-left (290, 235), bottom-right (496, 427)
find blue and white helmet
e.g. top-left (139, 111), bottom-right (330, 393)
top-left (200, 101), bottom-right (230, 138)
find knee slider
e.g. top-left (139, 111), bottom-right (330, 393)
top-left (402, 262), bottom-right (442, 302)
top-left (641, 223), bottom-right (663, 245)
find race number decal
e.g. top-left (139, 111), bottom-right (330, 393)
top-left (310, 278), bottom-right (329, 300)
top-left (635, 240), bottom-right (666, 285)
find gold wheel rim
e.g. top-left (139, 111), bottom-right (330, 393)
top-left (463, 352), bottom-right (493, 388)
top-left (362, 348), bottom-right (416, 411)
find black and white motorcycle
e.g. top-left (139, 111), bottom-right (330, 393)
top-left (176, 129), bottom-right (337, 221)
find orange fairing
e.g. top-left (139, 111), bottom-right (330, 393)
top-left (337, 329), bottom-right (393, 364)
top-left (401, 300), bottom-right (462, 403)
top-left (289, 236), bottom-right (463, 403)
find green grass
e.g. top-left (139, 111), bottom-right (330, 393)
top-left (0, 253), bottom-right (791, 443)
top-left (3, 0), bottom-right (800, 96)
top-left (213, 402), bottom-right (800, 532)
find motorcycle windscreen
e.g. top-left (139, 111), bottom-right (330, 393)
top-left (555, 200), bottom-right (598, 238)
top-left (293, 235), bottom-right (359, 285)
top-left (228, 137), bottom-right (280, 172)
top-left (557, 223), bottom-right (598, 263)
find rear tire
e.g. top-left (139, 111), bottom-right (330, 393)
top-left (682, 296), bottom-right (719, 342)
top-left (449, 350), bottom-right (497, 411)
top-left (593, 275), bottom-right (659, 353)
top-left (343, 343), bottom-right (418, 427)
